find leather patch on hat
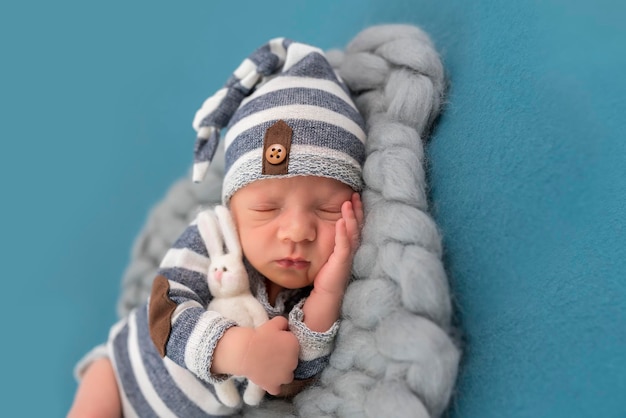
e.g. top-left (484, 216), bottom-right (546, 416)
top-left (149, 275), bottom-right (177, 357)
top-left (262, 120), bottom-right (292, 175)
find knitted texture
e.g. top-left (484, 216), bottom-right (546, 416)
top-left (116, 24), bottom-right (460, 418)
top-left (191, 38), bottom-right (366, 203)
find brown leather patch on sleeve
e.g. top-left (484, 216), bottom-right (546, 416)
top-left (262, 120), bottom-right (292, 175)
top-left (148, 275), bottom-right (177, 357)
top-left (276, 377), bottom-right (316, 399)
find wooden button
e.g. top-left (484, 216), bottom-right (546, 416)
top-left (265, 143), bottom-right (287, 165)
top-left (262, 120), bottom-right (292, 175)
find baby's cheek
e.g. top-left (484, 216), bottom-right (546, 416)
top-left (319, 225), bottom-right (338, 259)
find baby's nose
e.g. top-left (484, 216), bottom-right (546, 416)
top-left (279, 211), bottom-right (316, 242)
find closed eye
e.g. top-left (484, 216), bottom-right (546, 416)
top-left (250, 206), bottom-right (279, 214)
top-left (317, 206), bottom-right (342, 221)
top-left (248, 206), bottom-right (280, 221)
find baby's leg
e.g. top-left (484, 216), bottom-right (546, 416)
top-left (67, 357), bottom-right (122, 418)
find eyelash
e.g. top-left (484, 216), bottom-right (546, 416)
top-left (249, 207), bottom-right (342, 220)
top-left (250, 208), bottom-right (279, 218)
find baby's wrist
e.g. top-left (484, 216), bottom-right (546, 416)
top-left (302, 290), bottom-right (344, 332)
top-left (211, 326), bottom-right (255, 376)
top-left (311, 280), bottom-right (348, 301)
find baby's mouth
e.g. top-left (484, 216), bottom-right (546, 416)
top-left (276, 258), bottom-right (310, 269)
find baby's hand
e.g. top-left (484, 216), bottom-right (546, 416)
top-left (240, 316), bottom-right (299, 395)
top-left (313, 192), bottom-right (363, 297)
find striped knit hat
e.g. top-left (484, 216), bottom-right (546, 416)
top-left (192, 38), bottom-right (366, 203)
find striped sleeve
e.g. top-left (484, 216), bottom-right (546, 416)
top-left (153, 217), bottom-right (237, 384)
top-left (288, 299), bottom-right (339, 379)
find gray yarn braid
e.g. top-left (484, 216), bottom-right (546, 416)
top-left (116, 24), bottom-right (460, 418)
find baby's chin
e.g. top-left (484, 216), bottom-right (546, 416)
top-left (263, 269), bottom-right (316, 290)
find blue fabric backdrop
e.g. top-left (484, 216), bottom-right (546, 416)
top-left (1, 0), bottom-right (623, 416)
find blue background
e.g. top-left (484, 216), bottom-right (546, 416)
top-left (1, 1), bottom-right (624, 417)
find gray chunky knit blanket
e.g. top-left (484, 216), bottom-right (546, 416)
top-left (116, 24), bottom-right (460, 418)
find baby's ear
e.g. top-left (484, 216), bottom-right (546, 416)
top-left (197, 208), bottom-right (223, 258)
top-left (215, 205), bottom-right (242, 258)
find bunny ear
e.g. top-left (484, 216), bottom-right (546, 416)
top-left (197, 208), bottom-right (224, 259)
top-left (214, 205), bottom-right (242, 258)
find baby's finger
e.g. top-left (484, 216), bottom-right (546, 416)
top-left (352, 193), bottom-right (364, 229)
top-left (265, 384), bottom-right (281, 396)
top-left (333, 218), bottom-right (350, 259)
top-left (327, 218), bottom-right (354, 283)
top-left (342, 200), bottom-right (360, 250)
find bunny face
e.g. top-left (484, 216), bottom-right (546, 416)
top-left (197, 205), bottom-right (252, 299)
top-left (207, 253), bottom-right (251, 297)
top-left (229, 176), bottom-right (354, 299)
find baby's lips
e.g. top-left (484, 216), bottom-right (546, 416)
top-left (276, 259), bottom-right (310, 269)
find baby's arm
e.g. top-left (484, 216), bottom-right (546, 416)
top-left (302, 192), bottom-right (363, 331)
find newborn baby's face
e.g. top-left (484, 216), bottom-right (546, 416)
top-left (229, 176), bottom-right (353, 293)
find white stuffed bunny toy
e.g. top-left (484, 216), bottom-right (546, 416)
top-left (196, 205), bottom-right (269, 408)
